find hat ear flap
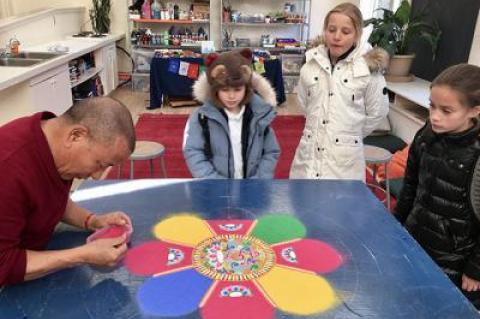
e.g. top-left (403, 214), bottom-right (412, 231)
top-left (240, 65), bottom-right (252, 82)
top-left (205, 53), bottom-right (219, 67)
top-left (210, 65), bottom-right (227, 81)
top-left (239, 48), bottom-right (252, 61)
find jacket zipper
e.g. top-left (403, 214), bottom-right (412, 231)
top-left (206, 114), bottom-right (233, 178)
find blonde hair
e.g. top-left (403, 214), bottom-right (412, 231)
top-left (323, 2), bottom-right (363, 42)
top-left (431, 64), bottom-right (480, 108)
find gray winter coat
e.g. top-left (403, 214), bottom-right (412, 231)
top-left (183, 73), bottom-right (280, 178)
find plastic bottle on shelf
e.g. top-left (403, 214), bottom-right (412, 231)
top-left (151, 0), bottom-right (161, 19)
top-left (142, 0), bottom-right (151, 19)
top-left (174, 4), bottom-right (179, 20)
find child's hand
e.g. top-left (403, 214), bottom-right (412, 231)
top-left (462, 274), bottom-right (480, 292)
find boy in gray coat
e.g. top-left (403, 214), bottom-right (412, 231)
top-left (183, 49), bottom-right (280, 178)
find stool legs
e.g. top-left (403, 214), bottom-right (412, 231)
top-left (160, 156), bottom-right (167, 178)
top-left (130, 160), bottom-right (135, 179)
top-left (118, 163), bottom-right (123, 179)
top-left (385, 164), bottom-right (390, 211)
top-left (149, 159), bottom-right (154, 177)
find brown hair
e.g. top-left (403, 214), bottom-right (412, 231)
top-left (63, 96), bottom-right (136, 152)
top-left (323, 2), bottom-right (363, 43)
top-left (431, 63), bottom-right (480, 108)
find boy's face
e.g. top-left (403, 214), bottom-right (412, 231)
top-left (217, 86), bottom-right (246, 113)
top-left (429, 85), bottom-right (480, 134)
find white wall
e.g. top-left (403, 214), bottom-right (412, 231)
top-left (7, 1), bottom-right (478, 68)
top-left (310, 0), bottom-right (360, 40)
top-left (468, 9), bottom-right (480, 66)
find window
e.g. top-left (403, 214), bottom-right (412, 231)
top-left (360, 0), bottom-right (403, 20)
top-left (0, 0), bottom-right (13, 19)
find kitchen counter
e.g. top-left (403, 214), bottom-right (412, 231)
top-left (0, 33), bottom-right (124, 91)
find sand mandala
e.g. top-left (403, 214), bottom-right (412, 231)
top-left (124, 214), bottom-right (344, 318)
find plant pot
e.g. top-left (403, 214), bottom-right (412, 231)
top-left (386, 54), bottom-right (415, 82)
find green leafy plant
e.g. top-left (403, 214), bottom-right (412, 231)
top-left (364, 0), bottom-right (441, 59)
top-left (89, 0), bottom-right (111, 35)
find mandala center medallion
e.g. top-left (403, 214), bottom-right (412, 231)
top-left (192, 235), bottom-right (275, 281)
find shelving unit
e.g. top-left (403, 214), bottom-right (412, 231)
top-left (132, 18), bottom-right (210, 25)
top-left (70, 67), bottom-right (103, 88)
top-left (219, 0), bottom-right (310, 94)
top-left (220, 0), bottom-right (311, 50)
top-left (128, 0), bottom-right (211, 92)
top-left (387, 77), bottom-right (430, 143)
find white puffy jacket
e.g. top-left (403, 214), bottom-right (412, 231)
top-left (289, 42), bottom-right (389, 181)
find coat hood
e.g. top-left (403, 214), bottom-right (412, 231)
top-left (308, 36), bottom-right (389, 73)
top-left (193, 71), bottom-right (278, 107)
top-left (308, 25), bottom-right (389, 73)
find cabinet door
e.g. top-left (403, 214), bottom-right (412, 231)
top-left (30, 65), bottom-right (72, 115)
top-left (96, 44), bottom-right (118, 95)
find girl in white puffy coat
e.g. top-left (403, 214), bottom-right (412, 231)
top-left (289, 3), bottom-right (390, 181)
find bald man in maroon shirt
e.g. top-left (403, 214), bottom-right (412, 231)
top-left (0, 97), bottom-right (136, 286)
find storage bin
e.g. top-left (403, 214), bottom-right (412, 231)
top-left (133, 49), bottom-right (155, 73)
top-left (132, 73), bottom-right (150, 92)
top-left (281, 54), bottom-right (304, 75)
top-left (283, 75), bottom-right (299, 94)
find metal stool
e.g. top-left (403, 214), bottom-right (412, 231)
top-left (119, 141), bottom-right (167, 179)
top-left (364, 145), bottom-right (392, 210)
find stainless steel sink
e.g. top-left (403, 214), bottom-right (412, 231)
top-left (0, 58), bottom-right (43, 67)
top-left (12, 51), bottom-right (64, 60)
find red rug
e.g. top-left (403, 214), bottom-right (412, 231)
top-left (109, 113), bottom-right (305, 179)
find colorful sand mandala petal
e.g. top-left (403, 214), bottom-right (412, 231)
top-left (200, 281), bottom-right (275, 319)
top-left (137, 268), bottom-right (213, 317)
top-left (153, 214), bottom-right (214, 246)
top-left (250, 215), bottom-right (306, 244)
top-left (207, 219), bottom-right (255, 235)
top-left (256, 266), bottom-right (338, 315)
top-left (124, 241), bottom-right (193, 276)
top-left (273, 239), bottom-right (344, 273)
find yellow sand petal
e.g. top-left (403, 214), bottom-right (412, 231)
top-left (256, 266), bottom-right (337, 315)
top-left (153, 215), bottom-right (214, 246)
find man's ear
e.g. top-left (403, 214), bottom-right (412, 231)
top-left (65, 125), bottom-right (89, 148)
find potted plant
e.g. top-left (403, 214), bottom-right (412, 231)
top-left (365, 0), bottom-right (441, 82)
top-left (89, 0), bottom-right (111, 36)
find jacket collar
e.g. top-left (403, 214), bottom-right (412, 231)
top-left (422, 120), bottom-right (480, 145)
top-left (306, 42), bottom-right (388, 77)
top-left (199, 93), bottom-right (276, 126)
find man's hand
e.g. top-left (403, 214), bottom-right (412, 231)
top-left (81, 234), bottom-right (128, 267)
top-left (462, 274), bottom-right (480, 292)
top-left (89, 211), bottom-right (132, 231)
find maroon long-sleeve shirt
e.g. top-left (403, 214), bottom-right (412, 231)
top-left (0, 112), bottom-right (71, 285)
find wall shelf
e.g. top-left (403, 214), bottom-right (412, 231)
top-left (70, 67), bottom-right (103, 89)
top-left (131, 18), bottom-right (209, 24)
top-left (223, 22), bottom-right (307, 26)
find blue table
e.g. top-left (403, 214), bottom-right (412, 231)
top-left (149, 57), bottom-right (286, 108)
top-left (1, 180), bottom-right (478, 318)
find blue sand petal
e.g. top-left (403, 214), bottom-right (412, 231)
top-left (137, 269), bottom-right (213, 317)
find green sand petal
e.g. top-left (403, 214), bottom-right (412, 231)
top-left (251, 214), bottom-right (306, 244)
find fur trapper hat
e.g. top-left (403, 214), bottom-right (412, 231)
top-left (204, 48), bottom-right (253, 108)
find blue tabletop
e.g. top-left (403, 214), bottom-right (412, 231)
top-left (0, 179), bottom-right (478, 319)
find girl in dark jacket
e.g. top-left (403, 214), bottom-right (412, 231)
top-left (395, 63), bottom-right (480, 308)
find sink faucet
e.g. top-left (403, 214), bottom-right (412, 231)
top-left (0, 47), bottom-right (7, 58)
top-left (8, 37), bottom-right (20, 55)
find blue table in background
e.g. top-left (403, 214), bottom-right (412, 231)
top-left (149, 57), bottom-right (286, 108)
top-left (0, 179), bottom-right (478, 319)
